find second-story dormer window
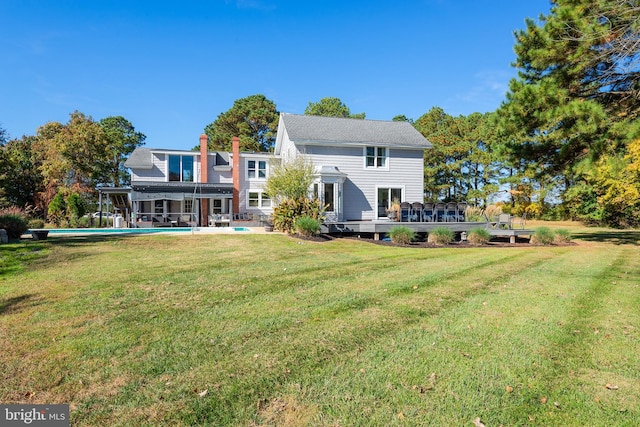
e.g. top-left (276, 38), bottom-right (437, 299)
top-left (168, 155), bottom-right (194, 182)
top-left (247, 160), bottom-right (267, 179)
top-left (365, 147), bottom-right (387, 168)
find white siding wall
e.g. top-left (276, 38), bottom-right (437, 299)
top-left (237, 153), bottom-right (273, 216)
top-left (302, 144), bottom-right (424, 221)
top-left (130, 153), bottom-right (166, 182)
top-left (205, 153), bottom-right (233, 184)
top-left (130, 152), bottom-right (233, 184)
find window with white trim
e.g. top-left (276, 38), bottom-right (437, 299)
top-left (248, 191), bottom-right (271, 208)
top-left (260, 193), bottom-right (271, 208)
top-left (247, 160), bottom-right (267, 179)
top-left (184, 199), bottom-right (193, 214)
top-left (365, 147), bottom-right (387, 168)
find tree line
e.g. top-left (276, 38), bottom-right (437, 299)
top-left (2, 0), bottom-right (639, 227)
top-left (0, 113), bottom-right (145, 222)
top-left (203, 0), bottom-right (640, 227)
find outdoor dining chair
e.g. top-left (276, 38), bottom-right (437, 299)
top-left (444, 203), bottom-right (458, 222)
top-left (434, 203), bottom-right (446, 222)
top-left (422, 202), bottom-right (434, 222)
top-left (456, 202), bottom-right (467, 222)
top-left (411, 202), bottom-right (423, 222)
top-left (400, 202), bottom-right (411, 222)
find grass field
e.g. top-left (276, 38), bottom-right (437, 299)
top-left (1, 223), bottom-right (639, 426)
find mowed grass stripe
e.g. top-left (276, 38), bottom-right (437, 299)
top-left (2, 233), bottom-right (639, 426)
top-left (290, 244), bottom-right (639, 426)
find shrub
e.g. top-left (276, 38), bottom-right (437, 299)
top-left (272, 197), bottom-right (325, 234)
top-left (467, 228), bottom-right (491, 245)
top-left (428, 227), bottom-right (454, 245)
top-left (388, 225), bottom-right (415, 245)
top-left (531, 226), bottom-right (555, 245)
top-left (0, 208), bottom-right (29, 239)
top-left (76, 216), bottom-right (91, 228)
top-left (28, 219), bottom-right (45, 229)
top-left (67, 193), bottom-right (87, 220)
top-left (47, 193), bottom-right (66, 226)
top-left (295, 216), bottom-right (321, 237)
top-left (484, 204), bottom-right (503, 222)
top-left (553, 228), bottom-right (572, 244)
top-left (465, 205), bottom-right (484, 222)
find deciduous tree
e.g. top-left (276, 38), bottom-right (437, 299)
top-left (99, 116), bottom-right (146, 186)
top-left (0, 135), bottom-right (43, 210)
top-left (264, 155), bottom-right (316, 204)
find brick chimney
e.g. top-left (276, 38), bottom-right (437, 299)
top-left (199, 133), bottom-right (209, 226)
top-left (232, 136), bottom-right (240, 216)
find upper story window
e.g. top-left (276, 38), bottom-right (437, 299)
top-left (247, 159), bottom-right (267, 179)
top-left (168, 155), bottom-right (194, 182)
top-left (365, 147), bottom-right (387, 168)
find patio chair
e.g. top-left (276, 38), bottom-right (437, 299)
top-left (434, 203), bottom-right (446, 222)
top-left (400, 202), bottom-right (411, 222)
top-left (422, 202), bottom-right (434, 222)
top-left (411, 202), bottom-right (423, 222)
top-left (496, 213), bottom-right (512, 229)
top-left (444, 203), bottom-right (458, 222)
top-left (511, 212), bottom-right (527, 229)
top-left (456, 202), bottom-right (467, 222)
top-left (179, 214), bottom-right (197, 227)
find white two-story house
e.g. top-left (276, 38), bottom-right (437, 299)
top-left (275, 114), bottom-right (431, 221)
top-left (120, 113), bottom-right (430, 227)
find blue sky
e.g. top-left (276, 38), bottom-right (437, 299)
top-left (1, 0), bottom-right (550, 151)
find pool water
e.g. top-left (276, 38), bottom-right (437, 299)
top-left (42, 227), bottom-right (251, 235)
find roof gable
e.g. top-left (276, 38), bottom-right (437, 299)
top-left (277, 113), bottom-right (432, 150)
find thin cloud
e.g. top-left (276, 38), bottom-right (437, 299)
top-left (232, 0), bottom-right (276, 11)
top-left (453, 69), bottom-right (514, 114)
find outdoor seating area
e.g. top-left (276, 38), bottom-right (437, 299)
top-left (488, 213), bottom-right (527, 230)
top-left (395, 202), bottom-right (468, 222)
top-left (133, 213), bottom-right (199, 228)
top-left (208, 214), bottom-right (231, 227)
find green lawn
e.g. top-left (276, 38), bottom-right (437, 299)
top-left (1, 224), bottom-right (639, 426)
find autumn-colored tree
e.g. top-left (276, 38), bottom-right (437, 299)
top-left (30, 111), bottom-right (144, 214)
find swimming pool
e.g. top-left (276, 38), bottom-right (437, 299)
top-left (40, 227), bottom-right (251, 235)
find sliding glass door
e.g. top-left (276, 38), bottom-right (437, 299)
top-left (377, 187), bottom-right (402, 218)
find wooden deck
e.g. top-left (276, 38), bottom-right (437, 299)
top-left (323, 220), bottom-right (533, 243)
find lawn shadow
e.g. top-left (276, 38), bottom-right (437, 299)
top-left (43, 233), bottom-right (139, 247)
top-left (20, 234), bottom-right (139, 273)
top-left (0, 293), bottom-right (40, 315)
top-left (573, 230), bottom-right (640, 246)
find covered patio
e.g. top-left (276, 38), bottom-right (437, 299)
top-left (130, 182), bottom-right (233, 228)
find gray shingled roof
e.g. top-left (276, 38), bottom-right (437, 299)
top-left (124, 147), bottom-right (153, 169)
top-left (281, 114), bottom-right (431, 148)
